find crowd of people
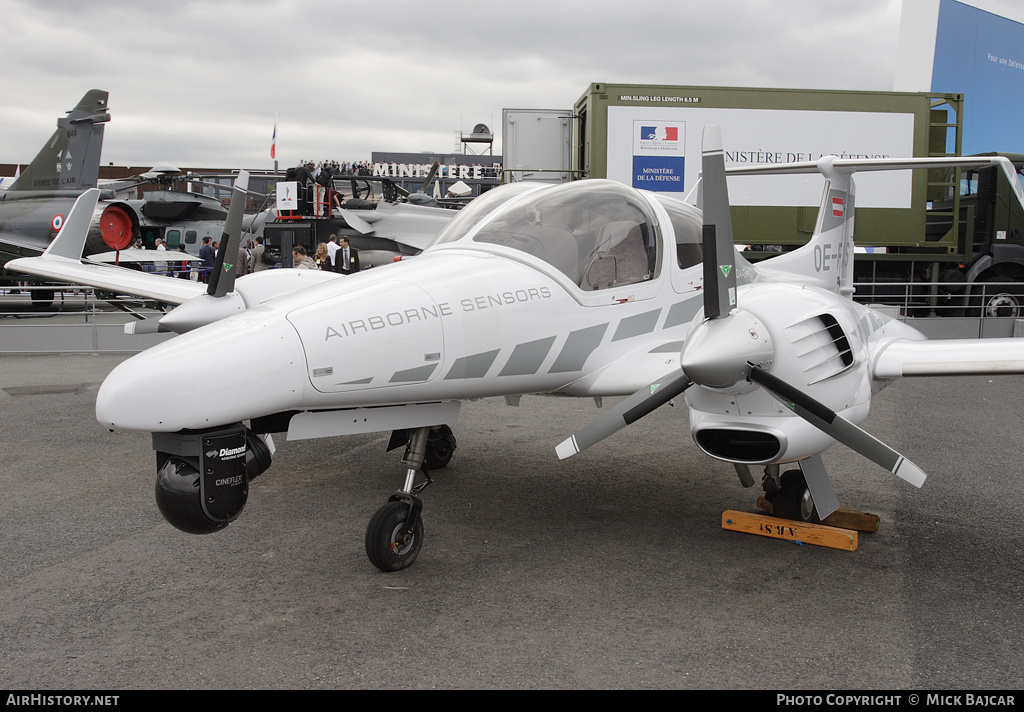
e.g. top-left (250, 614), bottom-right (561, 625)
top-left (290, 234), bottom-right (360, 274)
top-left (288, 160), bottom-right (374, 186)
top-left (138, 232), bottom-right (363, 282)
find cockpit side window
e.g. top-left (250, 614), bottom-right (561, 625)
top-left (654, 195), bottom-right (703, 270)
top-left (468, 181), bottom-right (660, 290)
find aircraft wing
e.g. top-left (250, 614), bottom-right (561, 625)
top-left (6, 189), bottom-right (206, 306)
top-left (873, 338), bottom-right (1024, 378)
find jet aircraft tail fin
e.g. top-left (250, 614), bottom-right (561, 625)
top-left (9, 90), bottom-right (110, 194)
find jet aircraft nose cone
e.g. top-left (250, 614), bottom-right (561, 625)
top-left (96, 314), bottom-right (308, 432)
top-left (681, 310), bottom-right (774, 390)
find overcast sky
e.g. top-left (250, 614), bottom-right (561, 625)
top-left (1, 0), bottom-right (907, 170)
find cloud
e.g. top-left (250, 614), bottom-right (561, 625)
top-left (0, 0), bottom-right (902, 169)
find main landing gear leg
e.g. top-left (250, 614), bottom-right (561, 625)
top-left (365, 426), bottom-right (434, 572)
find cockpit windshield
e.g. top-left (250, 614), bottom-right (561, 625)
top-left (429, 182), bottom-right (542, 248)
top-left (436, 181), bottom-right (660, 291)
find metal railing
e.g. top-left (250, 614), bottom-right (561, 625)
top-left (851, 280), bottom-right (1024, 338)
top-left (0, 284), bottom-right (173, 352)
top-left (0, 284), bottom-right (167, 320)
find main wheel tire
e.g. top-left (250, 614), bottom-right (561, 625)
top-left (365, 501), bottom-right (423, 572)
top-left (772, 470), bottom-right (818, 523)
top-left (424, 425), bottom-right (456, 470)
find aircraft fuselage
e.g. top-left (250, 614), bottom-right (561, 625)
top-left (95, 244), bottom-right (704, 432)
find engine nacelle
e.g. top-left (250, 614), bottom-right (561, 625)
top-left (152, 425), bottom-right (272, 535)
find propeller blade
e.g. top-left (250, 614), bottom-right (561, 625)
top-left (748, 365), bottom-right (927, 488)
top-left (422, 161), bottom-right (440, 193)
top-left (207, 170), bottom-right (249, 298)
top-left (556, 371), bottom-right (692, 459)
top-left (701, 125), bottom-right (737, 320)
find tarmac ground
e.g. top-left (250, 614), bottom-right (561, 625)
top-left (1, 352), bottom-right (1022, 690)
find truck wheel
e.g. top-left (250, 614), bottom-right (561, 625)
top-left (973, 276), bottom-right (1022, 318)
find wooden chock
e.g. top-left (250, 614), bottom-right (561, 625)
top-left (722, 510), bottom-right (858, 551)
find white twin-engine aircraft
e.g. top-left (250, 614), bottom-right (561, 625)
top-left (11, 126), bottom-right (1024, 571)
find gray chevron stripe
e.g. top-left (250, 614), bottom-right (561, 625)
top-left (612, 309), bottom-right (661, 342)
top-left (498, 336), bottom-right (557, 377)
top-left (445, 349), bottom-right (501, 380)
top-left (550, 323), bottom-right (608, 373)
top-left (389, 364), bottom-right (439, 383)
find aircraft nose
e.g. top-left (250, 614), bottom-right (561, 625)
top-left (96, 315), bottom-right (309, 432)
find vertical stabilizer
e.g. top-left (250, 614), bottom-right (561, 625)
top-left (9, 90), bottom-right (110, 193)
top-left (747, 157), bottom-right (857, 296)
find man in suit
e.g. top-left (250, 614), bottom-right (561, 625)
top-left (335, 236), bottom-right (360, 275)
top-left (198, 236), bottom-right (216, 283)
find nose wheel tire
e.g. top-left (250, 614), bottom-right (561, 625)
top-left (365, 500), bottom-right (423, 572)
top-left (771, 469), bottom-right (819, 523)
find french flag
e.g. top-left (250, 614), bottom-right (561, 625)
top-left (270, 121), bottom-right (276, 160)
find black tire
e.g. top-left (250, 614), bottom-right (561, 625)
top-left (972, 276), bottom-right (1023, 318)
top-left (772, 470), bottom-right (818, 523)
top-left (424, 425), bottom-right (456, 470)
top-left (365, 501), bottom-right (423, 572)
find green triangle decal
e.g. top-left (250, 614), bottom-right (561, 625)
top-left (720, 264), bottom-right (732, 277)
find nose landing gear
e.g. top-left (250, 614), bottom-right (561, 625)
top-left (365, 425), bottom-right (454, 572)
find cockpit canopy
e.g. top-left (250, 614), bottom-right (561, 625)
top-left (430, 181), bottom-right (661, 291)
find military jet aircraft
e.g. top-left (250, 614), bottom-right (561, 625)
top-left (0, 89), bottom-right (110, 268)
top-left (11, 127), bottom-right (1024, 573)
